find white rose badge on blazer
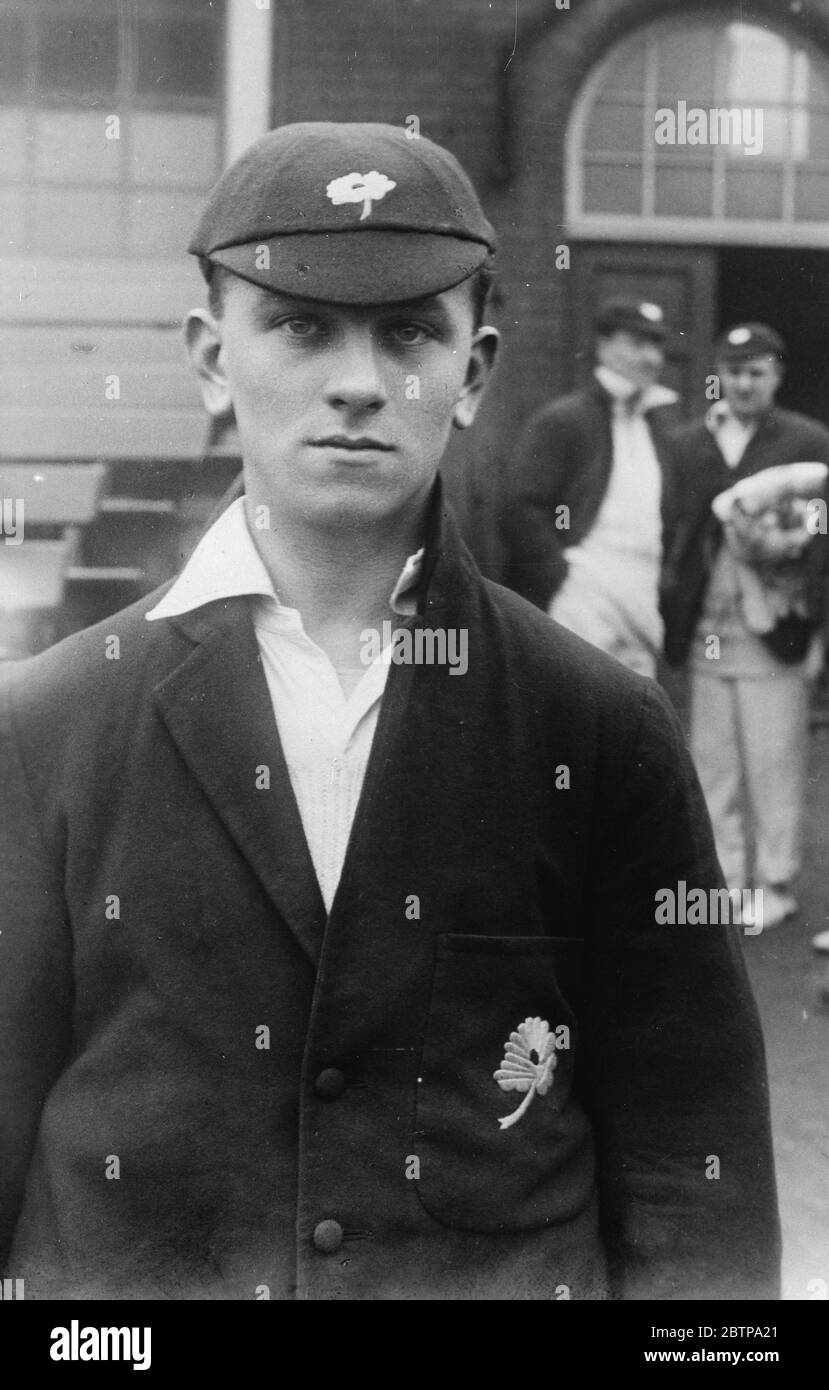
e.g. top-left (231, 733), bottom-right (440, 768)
top-left (494, 1016), bottom-right (558, 1130)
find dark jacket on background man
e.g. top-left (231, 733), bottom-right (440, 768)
top-left (661, 407), bottom-right (829, 667)
top-left (501, 379), bottom-right (678, 610)
top-left (0, 496), bottom-right (779, 1301)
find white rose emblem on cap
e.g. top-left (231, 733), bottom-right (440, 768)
top-left (728, 327), bottom-right (753, 345)
top-left (639, 301), bottom-right (663, 322)
top-left (326, 170), bottom-right (397, 221)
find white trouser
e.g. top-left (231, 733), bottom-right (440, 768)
top-left (690, 669), bottom-right (809, 891)
top-left (550, 550), bottom-right (662, 678)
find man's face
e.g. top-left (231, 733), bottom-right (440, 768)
top-left (187, 276), bottom-right (497, 531)
top-left (596, 330), bottom-right (665, 391)
top-left (717, 355), bottom-right (782, 422)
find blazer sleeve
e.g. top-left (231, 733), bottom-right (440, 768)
top-left (657, 426), bottom-right (685, 563)
top-left (0, 675), bottom-right (73, 1273)
top-left (658, 428), bottom-right (719, 668)
top-left (501, 404), bottom-right (577, 610)
top-left (583, 680), bottom-right (780, 1300)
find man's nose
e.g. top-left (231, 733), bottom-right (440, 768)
top-left (324, 332), bottom-right (388, 412)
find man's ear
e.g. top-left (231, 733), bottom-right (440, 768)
top-left (184, 309), bottom-right (234, 419)
top-left (452, 326), bottom-right (500, 430)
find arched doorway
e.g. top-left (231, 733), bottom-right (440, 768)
top-left (564, 12), bottom-right (829, 422)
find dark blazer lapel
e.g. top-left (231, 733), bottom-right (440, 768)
top-left (325, 641), bottom-right (415, 922)
top-left (689, 424), bottom-right (734, 498)
top-left (648, 406), bottom-right (681, 477)
top-left (587, 379), bottom-right (614, 473)
top-left (570, 382), bottom-right (613, 528)
top-left (736, 410), bottom-right (780, 477)
top-left (327, 497), bottom-right (478, 919)
top-left (153, 597), bottom-right (327, 966)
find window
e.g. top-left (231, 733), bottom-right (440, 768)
top-left (567, 14), bottom-right (829, 246)
top-left (0, 0), bottom-right (225, 258)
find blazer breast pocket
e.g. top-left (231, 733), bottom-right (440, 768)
top-left (414, 934), bottom-right (595, 1234)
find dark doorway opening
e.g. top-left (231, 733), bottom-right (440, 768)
top-left (718, 248), bottom-right (829, 426)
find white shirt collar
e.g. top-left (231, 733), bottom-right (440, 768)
top-left (705, 400), bottom-right (759, 469)
top-left (146, 496), bottom-right (424, 623)
top-left (595, 365), bottom-right (678, 412)
top-left (705, 400), bottom-right (755, 434)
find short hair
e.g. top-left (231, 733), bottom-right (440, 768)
top-left (468, 260), bottom-right (495, 330)
top-left (202, 258), bottom-right (495, 330)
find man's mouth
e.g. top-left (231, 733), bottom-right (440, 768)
top-left (310, 435), bottom-right (395, 451)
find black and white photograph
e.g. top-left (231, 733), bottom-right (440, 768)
top-left (0, 0), bottom-right (827, 1349)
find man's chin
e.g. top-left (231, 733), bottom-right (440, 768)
top-left (300, 479), bottom-right (434, 531)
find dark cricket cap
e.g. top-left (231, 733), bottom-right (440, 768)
top-left (189, 121), bottom-right (496, 305)
top-left (715, 322), bottom-right (786, 363)
top-left (593, 296), bottom-right (667, 342)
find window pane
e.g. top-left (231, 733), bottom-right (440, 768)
top-left (803, 111), bottom-right (829, 160)
top-left (725, 166), bottom-right (784, 218)
top-left (585, 101), bottom-right (642, 155)
top-left (726, 25), bottom-right (789, 105)
top-left (31, 187), bottom-right (123, 255)
top-left (583, 162), bottom-right (642, 215)
top-left (0, 108), bottom-right (29, 182)
top-left (656, 24), bottom-right (718, 101)
top-left (0, 14), bottom-right (27, 92)
top-left (127, 190), bottom-right (207, 255)
top-left (0, 186), bottom-right (27, 252)
top-left (130, 113), bottom-right (218, 188)
top-left (795, 170), bottom-right (829, 220)
top-left (34, 110), bottom-right (121, 184)
top-left (721, 106), bottom-right (787, 161)
top-left (654, 162), bottom-right (714, 217)
top-left (807, 58), bottom-right (829, 110)
top-left (599, 39), bottom-right (646, 97)
top-left (136, 20), bottom-right (219, 98)
top-left (37, 18), bottom-right (119, 101)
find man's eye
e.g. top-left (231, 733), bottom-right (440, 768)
top-left (281, 317), bottom-right (320, 337)
top-left (267, 316), bottom-right (323, 338)
top-left (387, 323), bottom-right (432, 346)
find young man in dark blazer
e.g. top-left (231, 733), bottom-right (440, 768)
top-left (501, 298), bottom-right (678, 676)
top-left (662, 323), bottom-right (829, 928)
top-left (0, 126), bottom-right (779, 1301)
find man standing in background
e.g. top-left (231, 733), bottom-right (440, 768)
top-left (662, 323), bottom-right (829, 929)
top-left (502, 297), bottom-right (678, 676)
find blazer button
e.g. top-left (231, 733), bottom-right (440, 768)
top-left (313, 1219), bottom-right (344, 1254)
top-left (314, 1067), bottom-right (346, 1100)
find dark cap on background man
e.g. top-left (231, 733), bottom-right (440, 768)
top-left (715, 322), bottom-right (786, 364)
top-left (189, 121), bottom-right (496, 305)
top-left (593, 297), bottom-right (667, 343)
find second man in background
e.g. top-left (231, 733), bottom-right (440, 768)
top-left (502, 297), bottom-right (677, 677)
